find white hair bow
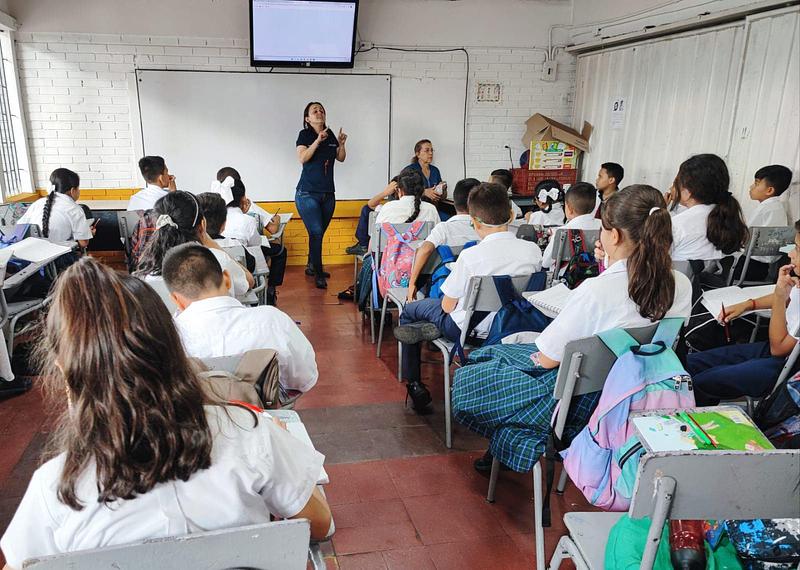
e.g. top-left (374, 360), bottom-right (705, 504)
top-left (537, 187), bottom-right (561, 203)
top-left (46, 184), bottom-right (56, 195)
top-left (209, 176), bottom-right (235, 204)
top-left (155, 214), bottom-right (178, 230)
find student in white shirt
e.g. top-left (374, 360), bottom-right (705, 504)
top-left (670, 153), bottom-right (749, 262)
top-left (393, 183), bottom-right (543, 413)
top-left (162, 243), bottom-right (318, 395)
top-left (489, 169), bottom-right (524, 219)
top-left (535, 184), bottom-right (693, 368)
top-left (541, 182), bottom-right (602, 270)
top-left (18, 168), bottom-right (93, 247)
top-left (213, 167), bottom-right (286, 306)
top-left (406, 177), bottom-right (481, 302)
top-left (525, 180), bottom-right (565, 226)
top-left (374, 167), bottom-right (441, 225)
top-left (134, 191), bottom-right (254, 298)
top-left (0, 259), bottom-right (331, 570)
top-left (127, 156), bottom-right (176, 212)
top-left (687, 220), bottom-right (800, 405)
top-left (593, 162), bottom-right (624, 219)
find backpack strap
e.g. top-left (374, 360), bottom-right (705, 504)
top-left (597, 327), bottom-right (640, 358)
top-left (492, 275), bottom-right (518, 306)
top-left (436, 244), bottom-right (456, 264)
top-left (651, 317), bottom-right (684, 349)
top-left (526, 270), bottom-right (548, 293)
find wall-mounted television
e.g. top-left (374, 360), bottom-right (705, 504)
top-left (249, 0), bottom-right (359, 68)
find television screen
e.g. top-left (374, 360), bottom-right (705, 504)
top-left (250, 0), bottom-right (359, 68)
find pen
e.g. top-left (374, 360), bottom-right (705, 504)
top-left (720, 302), bottom-right (731, 344)
top-left (678, 411), bottom-right (714, 447)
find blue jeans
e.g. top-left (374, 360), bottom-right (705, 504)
top-left (399, 298), bottom-right (487, 384)
top-left (355, 204), bottom-right (372, 247)
top-left (686, 341), bottom-right (787, 405)
top-left (295, 191), bottom-right (336, 274)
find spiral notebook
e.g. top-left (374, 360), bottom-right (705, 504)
top-left (524, 283), bottom-right (572, 318)
top-left (700, 285), bottom-right (774, 319)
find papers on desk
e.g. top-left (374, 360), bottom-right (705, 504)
top-left (700, 285), bottom-right (774, 319)
top-left (267, 409), bottom-right (329, 485)
top-left (264, 213), bottom-right (294, 243)
top-left (2, 238), bottom-right (72, 264)
top-left (524, 283), bottom-right (572, 318)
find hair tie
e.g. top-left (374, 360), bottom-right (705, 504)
top-left (648, 207), bottom-right (661, 216)
top-left (46, 184), bottom-right (56, 195)
top-left (155, 214), bottom-right (178, 230)
top-left (537, 187), bottom-right (560, 203)
top-left (209, 176), bottom-right (235, 204)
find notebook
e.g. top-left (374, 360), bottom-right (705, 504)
top-left (700, 285), bottom-right (775, 319)
top-left (524, 283), bottom-right (572, 318)
top-left (4, 237), bottom-right (72, 264)
top-left (632, 406), bottom-right (774, 452)
top-left (267, 409), bottom-right (330, 485)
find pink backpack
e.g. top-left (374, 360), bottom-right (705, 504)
top-left (376, 221), bottom-right (426, 298)
top-left (560, 317), bottom-right (695, 511)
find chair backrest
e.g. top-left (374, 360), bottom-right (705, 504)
top-left (144, 276), bottom-right (178, 314)
top-left (550, 228), bottom-right (600, 264)
top-left (222, 244), bottom-right (247, 265)
top-left (417, 243), bottom-right (467, 277)
top-left (195, 349), bottom-right (281, 408)
top-left (117, 210), bottom-right (141, 240)
top-left (22, 520), bottom-right (311, 570)
top-left (629, 450), bottom-right (800, 521)
top-left (553, 322), bottom-right (660, 399)
top-left (671, 260), bottom-right (693, 279)
top-left (515, 224), bottom-right (539, 242)
top-left (245, 245), bottom-right (269, 276)
top-left (746, 225), bottom-right (795, 257)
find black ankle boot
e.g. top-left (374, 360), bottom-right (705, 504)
top-left (305, 263), bottom-right (330, 278)
top-left (405, 381), bottom-right (432, 413)
top-left (315, 275), bottom-right (328, 289)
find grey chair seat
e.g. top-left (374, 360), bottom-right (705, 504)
top-left (563, 511), bottom-right (624, 570)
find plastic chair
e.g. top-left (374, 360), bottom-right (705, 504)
top-left (485, 323), bottom-right (661, 570)
top-left (117, 210), bottom-right (143, 263)
top-left (353, 210), bottom-right (376, 301)
top-left (546, 228), bottom-right (600, 288)
top-left (549, 450), bottom-right (800, 569)
top-left (728, 225), bottom-right (796, 287)
top-left (23, 519), bottom-right (312, 570)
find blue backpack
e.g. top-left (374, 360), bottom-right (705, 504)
top-left (429, 241), bottom-right (478, 299)
top-left (453, 271), bottom-right (550, 362)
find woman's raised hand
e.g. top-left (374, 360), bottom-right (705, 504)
top-left (316, 129), bottom-right (329, 144)
top-left (337, 128), bottom-right (348, 145)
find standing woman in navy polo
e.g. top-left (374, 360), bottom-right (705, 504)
top-left (296, 101), bottom-right (347, 289)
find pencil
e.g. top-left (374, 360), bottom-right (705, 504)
top-left (720, 302), bottom-right (732, 343)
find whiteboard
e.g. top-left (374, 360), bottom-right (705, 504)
top-left (390, 77), bottom-right (466, 185)
top-left (136, 70), bottom-right (391, 201)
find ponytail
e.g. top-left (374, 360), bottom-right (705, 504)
top-left (396, 166), bottom-right (425, 223)
top-left (135, 191), bottom-right (203, 277)
top-left (43, 168), bottom-right (81, 239)
top-left (405, 193), bottom-right (422, 224)
top-left (602, 185), bottom-right (676, 321)
top-left (675, 154), bottom-right (749, 254)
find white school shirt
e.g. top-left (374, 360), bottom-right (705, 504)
top-left (18, 193), bottom-right (93, 244)
top-left (0, 405), bottom-right (323, 570)
top-left (527, 203), bottom-right (565, 226)
top-left (175, 296), bottom-right (318, 393)
top-left (748, 197), bottom-right (789, 264)
top-left (248, 202), bottom-right (274, 229)
top-left (671, 203), bottom-right (722, 261)
top-left (535, 260), bottom-right (693, 363)
top-left (541, 214), bottom-right (602, 269)
top-left (223, 207), bottom-right (261, 247)
top-left (669, 204), bottom-right (689, 217)
top-left (440, 231), bottom-right (543, 334)
top-left (127, 184), bottom-right (169, 211)
top-left (375, 195), bottom-right (440, 225)
top-left (511, 200), bottom-right (524, 219)
top-left (787, 287), bottom-right (800, 339)
top-left (424, 213), bottom-right (478, 248)
top-left (211, 248), bottom-right (250, 297)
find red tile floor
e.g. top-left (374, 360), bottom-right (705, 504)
top-left (0, 265), bottom-right (590, 569)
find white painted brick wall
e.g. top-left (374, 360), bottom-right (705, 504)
top-left (14, 32), bottom-right (575, 189)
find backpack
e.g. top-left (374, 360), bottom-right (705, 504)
top-left (193, 349), bottom-right (281, 409)
top-left (429, 241), bottom-right (478, 299)
top-left (561, 230), bottom-right (599, 289)
top-left (560, 317), bottom-right (695, 512)
top-left (452, 272), bottom-right (550, 362)
top-left (757, 372), bottom-right (800, 449)
top-left (376, 221), bottom-right (426, 298)
top-left (129, 210), bottom-right (158, 272)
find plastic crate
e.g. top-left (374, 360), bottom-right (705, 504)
top-left (511, 168), bottom-right (578, 196)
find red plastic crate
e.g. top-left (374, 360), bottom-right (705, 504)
top-left (511, 168), bottom-right (578, 196)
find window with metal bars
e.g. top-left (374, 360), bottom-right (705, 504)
top-left (0, 31), bottom-right (33, 201)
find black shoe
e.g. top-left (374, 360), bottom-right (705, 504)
top-left (345, 243), bottom-right (368, 256)
top-left (393, 322), bottom-right (441, 344)
top-left (405, 381), bottom-right (432, 413)
top-left (266, 286), bottom-right (277, 306)
top-left (337, 286), bottom-right (355, 301)
top-left (473, 450), bottom-right (510, 474)
top-left (315, 275), bottom-right (328, 289)
top-left (305, 264), bottom-right (330, 278)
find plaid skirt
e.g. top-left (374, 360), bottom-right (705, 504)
top-left (452, 343), bottom-right (600, 472)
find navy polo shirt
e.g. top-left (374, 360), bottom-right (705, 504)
top-left (296, 128), bottom-right (339, 193)
top-left (405, 162), bottom-right (442, 188)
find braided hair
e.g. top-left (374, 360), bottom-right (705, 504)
top-left (42, 168), bottom-right (80, 238)
top-left (397, 167), bottom-right (425, 223)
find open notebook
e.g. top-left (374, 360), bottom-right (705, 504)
top-left (700, 284), bottom-right (775, 319)
top-left (267, 409), bottom-right (329, 485)
top-left (524, 283), bottom-right (572, 319)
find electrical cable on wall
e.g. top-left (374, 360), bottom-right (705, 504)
top-left (356, 45), bottom-right (470, 178)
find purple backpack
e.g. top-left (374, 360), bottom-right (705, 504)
top-left (560, 317), bottom-right (695, 511)
top-left (376, 221), bottom-right (426, 298)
